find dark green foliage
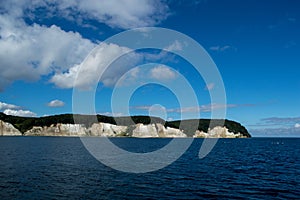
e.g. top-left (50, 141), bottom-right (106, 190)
top-left (0, 112), bottom-right (250, 137)
top-left (166, 119), bottom-right (250, 137)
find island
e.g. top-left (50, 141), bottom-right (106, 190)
top-left (0, 112), bottom-right (251, 138)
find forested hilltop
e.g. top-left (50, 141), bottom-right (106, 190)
top-left (0, 112), bottom-right (251, 137)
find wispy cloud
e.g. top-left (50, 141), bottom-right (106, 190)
top-left (261, 117), bottom-right (300, 125)
top-left (209, 45), bottom-right (235, 52)
top-left (98, 112), bottom-right (124, 117)
top-left (249, 127), bottom-right (300, 137)
top-left (204, 83), bottom-right (215, 90)
top-left (133, 103), bottom-right (254, 113)
top-left (249, 117), bottom-right (300, 136)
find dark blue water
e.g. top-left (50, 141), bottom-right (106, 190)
top-left (0, 137), bottom-right (299, 199)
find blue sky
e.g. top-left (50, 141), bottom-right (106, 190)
top-left (0, 0), bottom-right (299, 137)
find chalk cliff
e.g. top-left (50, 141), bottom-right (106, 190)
top-left (89, 123), bottom-right (128, 136)
top-left (21, 123), bottom-right (247, 138)
top-left (0, 120), bottom-right (22, 136)
top-left (193, 126), bottom-right (247, 138)
top-left (0, 112), bottom-right (251, 137)
top-left (132, 123), bottom-right (186, 138)
top-left (25, 124), bottom-right (87, 136)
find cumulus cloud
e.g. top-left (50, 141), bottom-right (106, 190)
top-left (150, 65), bottom-right (177, 81)
top-left (0, 102), bottom-right (21, 110)
top-left (3, 109), bottom-right (37, 117)
top-left (0, 101), bottom-right (37, 117)
top-left (0, 0), bottom-right (170, 91)
top-left (50, 42), bottom-right (141, 89)
top-left (0, 11), bottom-right (96, 91)
top-left (47, 100), bottom-right (65, 107)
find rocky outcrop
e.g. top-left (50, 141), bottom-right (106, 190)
top-left (132, 123), bottom-right (187, 138)
top-left (132, 124), bottom-right (159, 137)
top-left (88, 123), bottom-right (128, 136)
top-left (193, 126), bottom-right (246, 138)
top-left (156, 123), bottom-right (186, 137)
top-left (0, 120), bottom-right (22, 136)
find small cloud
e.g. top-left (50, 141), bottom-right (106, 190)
top-left (284, 41), bottom-right (296, 48)
top-left (47, 99), bottom-right (65, 107)
top-left (209, 45), bottom-right (234, 52)
top-left (295, 123), bottom-right (300, 128)
top-left (4, 109), bottom-right (37, 117)
top-left (167, 117), bottom-right (173, 121)
top-left (288, 18), bottom-right (296, 22)
top-left (204, 83), bottom-right (215, 90)
top-left (165, 40), bottom-right (184, 52)
top-left (150, 65), bottom-right (177, 81)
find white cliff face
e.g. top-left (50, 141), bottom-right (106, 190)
top-left (156, 123), bottom-right (186, 137)
top-left (193, 126), bottom-right (245, 138)
top-left (0, 120), bottom-right (22, 136)
top-left (89, 123), bottom-right (127, 136)
top-left (132, 123), bottom-right (187, 138)
top-left (25, 124), bottom-right (87, 136)
top-left (16, 122), bottom-right (246, 138)
top-left (132, 123), bottom-right (159, 137)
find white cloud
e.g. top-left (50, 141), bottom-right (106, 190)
top-left (3, 109), bottom-right (37, 117)
top-left (0, 0), bottom-right (170, 91)
top-left (47, 100), bottom-right (65, 107)
top-left (1, 101), bottom-right (37, 117)
top-left (150, 65), bottom-right (177, 81)
top-left (0, 102), bottom-right (21, 110)
top-left (0, 13), bottom-right (96, 91)
top-left (205, 83), bottom-right (215, 90)
top-left (50, 42), bottom-right (141, 89)
top-left (295, 123), bottom-right (300, 128)
top-left (4, 0), bottom-right (169, 30)
top-left (165, 40), bottom-right (184, 52)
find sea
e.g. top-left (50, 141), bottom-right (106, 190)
top-left (0, 137), bottom-right (299, 199)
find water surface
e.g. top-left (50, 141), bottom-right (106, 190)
top-left (0, 137), bottom-right (299, 199)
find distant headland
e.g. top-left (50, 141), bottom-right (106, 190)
top-left (0, 112), bottom-right (251, 138)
